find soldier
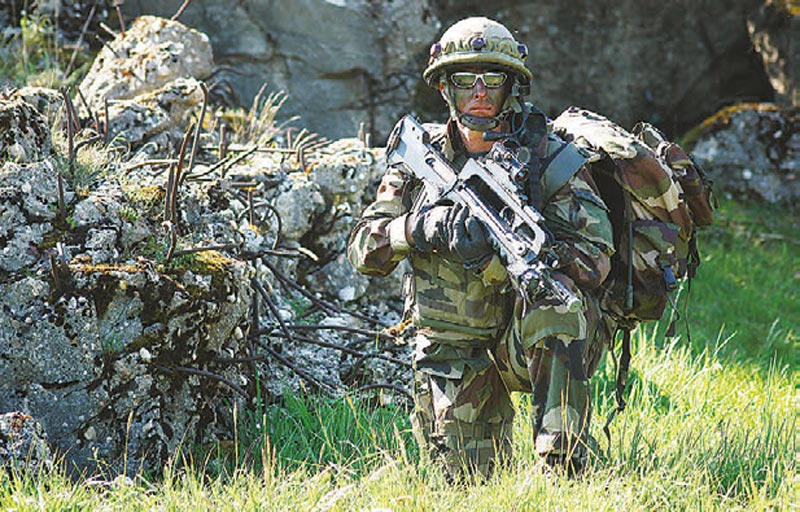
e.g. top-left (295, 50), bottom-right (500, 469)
top-left (347, 17), bottom-right (614, 478)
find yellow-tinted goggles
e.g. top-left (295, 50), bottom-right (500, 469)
top-left (449, 71), bottom-right (507, 89)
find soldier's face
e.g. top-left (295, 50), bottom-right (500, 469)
top-left (442, 67), bottom-right (509, 118)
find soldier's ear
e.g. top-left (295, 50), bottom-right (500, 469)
top-left (438, 79), bottom-right (450, 104)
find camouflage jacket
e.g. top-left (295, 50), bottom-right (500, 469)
top-left (347, 118), bottom-right (614, 345)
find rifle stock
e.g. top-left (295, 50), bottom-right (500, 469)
top-left (386, 115), bottom-right (579, 312)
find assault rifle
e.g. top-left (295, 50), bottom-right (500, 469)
top-left (386, 114), bottom-right (579, 312)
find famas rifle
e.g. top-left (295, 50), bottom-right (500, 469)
top-left (386, 114), bottom-right (579, 312)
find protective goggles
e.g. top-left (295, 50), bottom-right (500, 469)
top-left (449, 71), bottom-right (507, 89)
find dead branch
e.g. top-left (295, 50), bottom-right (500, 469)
top-left (265, 330), bottom-right (410, 368)
top-left (351, 383), bottom-right (412, 402)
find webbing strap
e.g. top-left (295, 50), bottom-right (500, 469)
top-left (602, 327), bottom-right (632, 448)
top-left (683, 275), bottom-right (693, 345)
top-left (540, 142), bottom-right (587, 205)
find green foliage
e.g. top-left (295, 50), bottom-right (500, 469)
top-left (285, 295), bottom-right (312, 318)
top-left (119, 205), bottom-right (139, 224)
top-left (0, 200), bottom-right (795, 510)
top-left (0, 14), bottom-right (89, 89)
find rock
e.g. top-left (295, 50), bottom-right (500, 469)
top-left (0, 412), bottom-right (53, 473)
top-left (11, 87), bottom-right (64, 125)
top-left (121, 1), bottom-right (437, 141)
top-left (272, 173), bottom-right (326, 242)
top-left (121, 2), bottom-right (782, 141)
top-left (72, 182), bottom-right (126, 228)
top-left (78, 15), bottom-right (213, 114)
top-left (691, 103), bottom-right (798, 204)
top-left (0, 97), bottom-right (51, 162)
top-left (305, 139), bottom-right (375, 257)
top-left (748, 3), bottom-right (799, 107)
top-left (105, 77), bottom-right (204, 151)
top-left (305, 252), bottom-right (371, 303)
top-left (0, 257), bottom-right (253, 475)
top-left (0, 160), bottom-right (73, 274)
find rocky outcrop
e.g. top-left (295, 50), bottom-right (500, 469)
top-left (0, 257), bottom-right (253, 473)
top-left (691, 104), bottom-right (798, 204)
top-left (1, 30), bottom-right (409, 472)
top-left (120, 0), bottom-right (790, 141)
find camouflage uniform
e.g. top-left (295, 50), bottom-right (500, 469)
top-left (348, 120), bottom-right (613, 476)
top-left (347, 17), bottom-right (614, 477)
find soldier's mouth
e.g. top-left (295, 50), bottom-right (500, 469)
top-left (468, 105), bottom-right (494, 115)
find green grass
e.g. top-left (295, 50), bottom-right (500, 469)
top-left (1, 199), bottom-right (796, 510)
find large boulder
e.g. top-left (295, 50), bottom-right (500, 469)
top-left (690, 104), bottom-right (798, 204)
top-left (78, 15), bottom-right (213, 114)
top-left (105, 77), bottom-right (205, 151)
top-left (75, 15), bottom-right (212, 153)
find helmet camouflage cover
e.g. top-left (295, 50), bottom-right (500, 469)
top-left (423, 17), bottom-right (532, 90)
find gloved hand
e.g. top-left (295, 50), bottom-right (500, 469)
top-left (408, 203), bottom-right (494, 268)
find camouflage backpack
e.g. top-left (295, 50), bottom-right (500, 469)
top-left (550, 107), bottom-right (716, 431)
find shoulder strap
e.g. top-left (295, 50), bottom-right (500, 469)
top-left (540, 141), bottom-right (588, 205)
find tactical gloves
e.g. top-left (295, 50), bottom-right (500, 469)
top-left (407, 203), bottom-right (494, 268)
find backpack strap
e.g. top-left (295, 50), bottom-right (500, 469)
top-left (602, 322), bottom-right (633, 448)
top-left (540, 141), bottom-right (589, 206)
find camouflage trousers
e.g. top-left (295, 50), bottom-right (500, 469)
top-left (410, 290), bottom-right (613, 477)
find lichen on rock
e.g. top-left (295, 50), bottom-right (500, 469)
top-left (691, 103), bottom-right (798, 204)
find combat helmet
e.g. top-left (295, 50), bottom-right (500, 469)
top-left (424, 17), bottom-right (532, 131)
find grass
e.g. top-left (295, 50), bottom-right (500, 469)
top-left (1, 200), bottom-right (795, 510)
top-left (0, 14), bottom-right (89, 89)
top-left (0, 11), bottom-right (795, 504)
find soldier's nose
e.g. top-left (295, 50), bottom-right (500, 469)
top-left (473, 79), bottom-right (487, 97)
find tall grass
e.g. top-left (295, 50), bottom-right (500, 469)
top-left (1, 199), bottom-right (795, 510)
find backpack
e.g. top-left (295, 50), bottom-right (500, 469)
top-left (549, 107), bottom-right (716, 436)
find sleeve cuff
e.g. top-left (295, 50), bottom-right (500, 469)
top-left (387, 214), bottom-right (412, 256)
